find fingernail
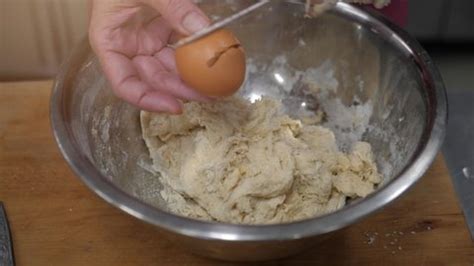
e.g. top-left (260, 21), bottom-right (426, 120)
top-left (182, 12), bottom-right (210, 34)
top-left (171, 102), bottom-right (183, 115)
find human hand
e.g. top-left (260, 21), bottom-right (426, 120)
top-left (89, 0), bottom-right (212, 114)
top-left (306, 0), bottom-right (408, 27)
top-left (371, 0), bottom-right (408, 27)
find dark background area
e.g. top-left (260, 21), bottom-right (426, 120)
top-left (405, 0), bottom-right (474, 92)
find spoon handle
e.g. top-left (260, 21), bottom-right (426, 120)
top-left (171, 0), bottom-right (270, 49)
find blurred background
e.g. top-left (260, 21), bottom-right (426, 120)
top-left (404, 0), bottom-right (474, 93)
top-left (0, 0), bottom-right (473, 91)
top-left (0, 0), bottom-right (88, 80)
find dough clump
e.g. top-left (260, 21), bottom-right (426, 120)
top-left (141, 97), bottom-right (381, 224)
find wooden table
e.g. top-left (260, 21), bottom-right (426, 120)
top-left (1, 80), bottom-right (473, 265)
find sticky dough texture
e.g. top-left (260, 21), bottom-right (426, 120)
top-left (141, 98), bottom-right (381, 224)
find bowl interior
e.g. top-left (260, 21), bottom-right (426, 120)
top-left (60, 1), bottom-right (428, 223)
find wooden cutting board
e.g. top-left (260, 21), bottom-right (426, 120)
top-left (0, 80), bottom-right (473, 266)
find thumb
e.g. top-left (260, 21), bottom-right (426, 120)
top-left (143, 0), bottom-right (211, 35)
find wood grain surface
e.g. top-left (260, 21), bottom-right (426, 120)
top-left (0, 80), bottom-right (473, 266)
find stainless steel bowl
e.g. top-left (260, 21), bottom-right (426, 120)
top-left (50, 1), bottom-right (447, 261)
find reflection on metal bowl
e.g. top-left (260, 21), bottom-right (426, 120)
top-left (50, 1), bottom-right (447, 261)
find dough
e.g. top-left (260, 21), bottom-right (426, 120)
top-left (141, 97), bottom-right (381, 224)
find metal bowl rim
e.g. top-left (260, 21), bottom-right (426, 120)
top-left (50, 1), bottom-right (447, 242)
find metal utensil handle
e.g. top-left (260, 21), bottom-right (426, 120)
top-left (0, 203), bottom-right (14, 266)
top-left (171, 0), bottom-right (270, 49)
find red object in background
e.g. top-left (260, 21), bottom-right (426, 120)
top-left (363, 0), bottom-right (408, 27)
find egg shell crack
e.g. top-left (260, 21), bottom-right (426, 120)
top-left (206, 44), bottom-right (242, 67)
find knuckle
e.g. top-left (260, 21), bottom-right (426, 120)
top-left (163, 0), bottom-right (192, 17)
top-left (134, 91), bottom-right (148, 107)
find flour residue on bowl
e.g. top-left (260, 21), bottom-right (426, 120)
top-left (91, 105), bottom-right (115, 176)
top-left (245, 56), bottom-right (375, 151)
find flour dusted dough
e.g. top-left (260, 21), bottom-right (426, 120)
top-left (140, 97), bottom-right (381, 224)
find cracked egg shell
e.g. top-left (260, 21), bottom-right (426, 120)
top-left (175, 29), bottom-right (246, 97)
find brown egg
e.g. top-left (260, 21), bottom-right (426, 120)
top-left (175, 29), bottom-right (246, 97)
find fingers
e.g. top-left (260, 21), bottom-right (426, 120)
top-left (154, 47), bottom-right (178, 74)
top-left (90, 3), bottom-right (173, 55)
top-left (141, 16), bottom-right (174, 51)
top-left (142, 0), bottom-right (210, 35)
top-left (88, 1), bottom-right (140, 56)
top-left (100, 51), bottom-right (183, 113)
top-left (130, 88), bottom-right (184, 114)
top-left (133, 54), bottom-right (211, 102)
top-left (88, 0), bottom-right (212, 113)
top-left (169, 30), bottom-right (186, 44)
top-left (378, 0), bottom-right (408, 26)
